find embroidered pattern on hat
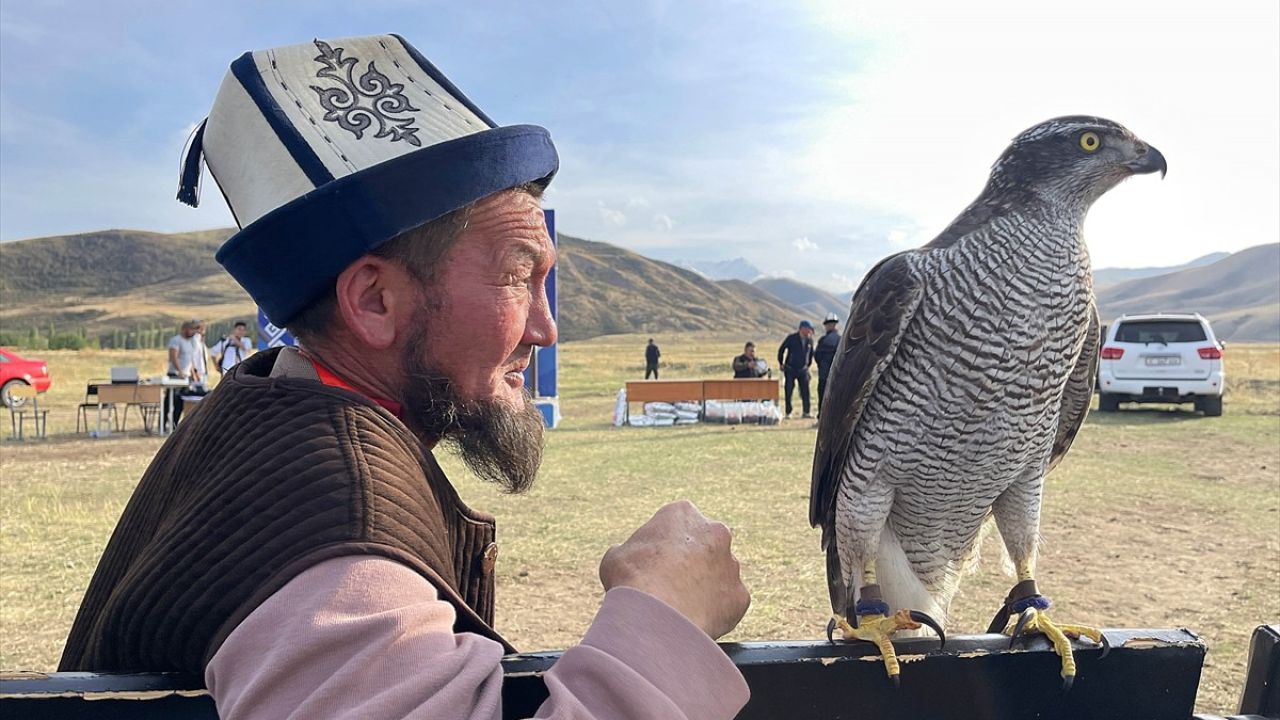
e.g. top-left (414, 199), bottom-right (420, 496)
top-left (309, 40), bottom-right (422, 147)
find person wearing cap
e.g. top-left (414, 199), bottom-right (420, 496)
top-left (814, 312), bottom-right (842, 417)
top-left (60, 35), bottom-right (749, 720)
top-left (777, 320), bottom-right (816, 418)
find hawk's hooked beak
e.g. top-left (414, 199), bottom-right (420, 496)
top-left (1125, 143), bottom-right (1167, 179)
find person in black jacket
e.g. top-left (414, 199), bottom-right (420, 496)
top-left (644, 338), bottom-right (661, 379)
top-left (732, 342), bottom-right (768, 378)
top-left (777, 320), bottom-right (815, 418)
top-left (814, 313), bottom-right (841, 417)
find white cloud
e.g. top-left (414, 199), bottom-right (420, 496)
top-left (793, 0), bottom-right (1280, 269)
top-left (792, 236), bottom-right (819, 252)
top-left (829, 272), bottom-right (858, 291)
top-left (886, 229), bottom-right (914, 248)
top-left (4, 0), bottom-right (1274, 282)
top-left (597, 202), bottom-right (627, 227)
top-left (549, 1), bottom-right (1277, 282)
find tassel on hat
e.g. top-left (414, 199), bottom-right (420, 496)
top-left (176, 119), bottom-right (207, 207)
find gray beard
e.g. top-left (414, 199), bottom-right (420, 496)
top-left (400, 332), bottom-right (545, 494)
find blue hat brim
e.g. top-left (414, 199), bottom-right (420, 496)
top-left (216, 124), bottom-right (558, 326)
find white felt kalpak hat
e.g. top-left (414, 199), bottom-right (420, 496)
top-left (178, 34), bottom-right (558, 325)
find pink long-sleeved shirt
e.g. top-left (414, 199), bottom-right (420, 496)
top-left (206, 556), bottom-right (749, 719)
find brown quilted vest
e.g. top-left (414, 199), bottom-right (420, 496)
top-left (60, 347), bottom-right (511, 673)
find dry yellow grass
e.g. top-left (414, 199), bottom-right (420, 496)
top-left (1, 338), bottom-right (1277, 714)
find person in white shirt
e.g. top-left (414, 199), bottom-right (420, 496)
top-left (165, 320), bottom-right (202, 427)
top-left (191, 320), bottom-right (210, 391)
top-left (211, 322), bottom-right (253, 374)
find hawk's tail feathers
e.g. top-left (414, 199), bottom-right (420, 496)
top-left (876, 527), bottom-right (948, 629)
top-left (823, 524), bottom-right (849, 617)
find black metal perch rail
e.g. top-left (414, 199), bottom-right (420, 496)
top-left (2, 626), bottom-right (1277, 720)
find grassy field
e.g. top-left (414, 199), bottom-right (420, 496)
top-left (1, 338), bottom-right (1277, 713)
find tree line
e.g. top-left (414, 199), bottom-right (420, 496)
top-left (0, 320), bottom-right (257, 351)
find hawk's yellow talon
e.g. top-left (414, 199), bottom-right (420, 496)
top-left (1003, 609), bottom-right (1104, 690)
top-left (830, 609), bottom-right (924, 680)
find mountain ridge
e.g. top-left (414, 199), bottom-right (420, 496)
top-left (0, 228), bottom-right (807, 344)
top-left (1096, 243), bottom-right (1279, 341)
top-left (750, 277), bottom-right (848, 321)
top-left (1, 229), bottom-right (1273, 343)
top-left (1092, 251), bottom-right (1231, 288)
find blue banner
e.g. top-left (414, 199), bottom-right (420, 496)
top-left (258, 308), bottom-right (297, 350)
top-left (524, 208), bottom-right (558, 399)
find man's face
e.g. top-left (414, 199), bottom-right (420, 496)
top-left (416, 191), bottom-right (557, 405)
top-left (824, 322), bottom-right (838, 333)
top-left (800, 327), bottom-right (813, 339)
top-left (397, 190), bottom-right (556, 494)
top-left (745, 345), bottom-right (756, 359)
top-left (233, 325), bottom-right (246, 339)
top-left (181, 326), bottom-right (196, 338)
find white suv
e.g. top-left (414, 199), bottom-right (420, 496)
top-left (1096, 313), bottom-right (1225, 416)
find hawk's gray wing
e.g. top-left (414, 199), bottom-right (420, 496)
top-left (809, 251), bottom-right (926, 531)
top-left (1047, 303), bottom-right (1099, 474)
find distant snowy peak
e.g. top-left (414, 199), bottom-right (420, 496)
top-left (676, 257), bottom-right (762, 281)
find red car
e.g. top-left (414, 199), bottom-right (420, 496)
top-left (0, 348), bottom-right (52, 408)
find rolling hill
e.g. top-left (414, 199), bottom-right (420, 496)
top-left (0, 228), bottom-right (806, 344)
top-left (555, 235), bottom-right (800, 340)
top-left (0, 228), bottom-right (252, 341)
top-left (2, 227), bottom-right (1273, 344)
top-left (1097, 244), bottom-right (1279, 341)
top-left (1092, 251), bottom-right (1231, 288)
top-left (750, 277), bottom-right (848, 321)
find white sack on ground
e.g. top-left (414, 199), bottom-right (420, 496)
top-left (644, 402), bottom-right (676, 415)
top-left (613, 388), bottom-right (627, 427)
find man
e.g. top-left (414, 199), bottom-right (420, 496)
top-left (777, 320), bottom-right (815, 418)
top-left (644, 338), bottom-right (661, 379)
top-left (191, 320), bottom-right (211, 391)
top-left (733, 341), bottom-right (767, 378)
top-left (164, 320), bottom-right (202, 427)
top-left (813, 312), bottom-right (841, 416)
top-left (61, 35), bottom-right (750, 720)
top-left (211, 321), bottom-right (253, 374)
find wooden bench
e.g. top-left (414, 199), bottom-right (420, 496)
top-left (703, 378), bottom-right (779, 402)
top-left (624, 379), bottom-right (706, 405)
top-left (7, 626), bottom-right (1272, 719)
top-left (624, 378), bottom-right (780, 421)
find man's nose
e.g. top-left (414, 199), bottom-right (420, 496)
top-left (523, 288), bottom-right (557, 348)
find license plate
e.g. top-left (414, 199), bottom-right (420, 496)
top-left (1145, 356), bottom-right (1181, 366)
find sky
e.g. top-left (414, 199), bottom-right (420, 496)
top-left (1, 0), bottom-right (1277, 293)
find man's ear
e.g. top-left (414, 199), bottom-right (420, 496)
top-left (333, 257), bottom-right (413, 350)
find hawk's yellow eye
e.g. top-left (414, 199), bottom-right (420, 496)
top-left (1079, 132), bottom-right (1101, 153)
